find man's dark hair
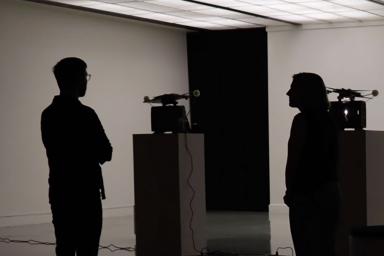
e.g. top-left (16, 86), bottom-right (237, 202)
top-left (53, 57), bottom-right (87, 91)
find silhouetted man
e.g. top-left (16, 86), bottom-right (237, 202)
top-left (41, 57), bottom-right (112, 256)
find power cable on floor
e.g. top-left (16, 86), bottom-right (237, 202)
top-left (99, 243), bottom-right (135, 252)
top-left (0, 237), bottom-right (55, 246)
top-left (0, 237), bottom-right (135, 253)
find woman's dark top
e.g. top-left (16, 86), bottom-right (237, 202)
top-left (285, 110), bottom-right (339, 205)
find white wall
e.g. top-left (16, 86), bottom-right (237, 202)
top-left (268, 23), bottom-right (384, 250)
top-left (3, 0), bottom-right (384, 240)
top-left (0, 0), bottom-right (189, 226)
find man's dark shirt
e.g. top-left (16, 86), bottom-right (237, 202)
top-left (41, 95), bottom-right (112, 204)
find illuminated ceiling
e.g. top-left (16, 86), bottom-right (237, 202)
top-left (25, 0), bottom-right (384, 30)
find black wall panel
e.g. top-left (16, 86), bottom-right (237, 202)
top-left (187, 28), bottom-right (270, 211)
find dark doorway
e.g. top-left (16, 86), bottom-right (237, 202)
top-left (187, 28), bottom-right (269, 211)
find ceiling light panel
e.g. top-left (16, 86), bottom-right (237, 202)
top-left (149, 0), bottom-right (208, 10)
top-left (234, 5), bottom-right (278, 13)
top-left (79, 1), bottom-right (154, 15)
top-left (97, 0), bottom-right (136, 3)
top-left (369, 9), bottom-right (384, 15)
top-left (305, 12), bottom-right (350, 21)
top-left (330, 0), bottom-right (384, 10)
top-left (235, 16), bottom-right (286, 25)
top-left (299, 2), bottom-right (349, 11)
top-left (329, 0), bottom-right (380, 8)
top-left (239, 0), bottom-right (288, 4)
top-left (119, 1), bottom-right (180, 12)
top-left (168, 11), bottom-right (261, 26)
top-left (274, 14), bottom-right (316, 23)
top-left (189, 0), bottom-right (250, 8)
top-left (194, 8), bottom-right (245, 17)
top-left (198, 17), bottom-right (250, 25)
top-left (266, 4), bottom-right (318, 13)
top-left (177, 20), bottom-right (232, 29)
top-left (169, 11), bottom-right (210, 19)
top-left (190, 0), bottom-right (384, 21)
top-left (338, 11), bottom-right (382, 19)
top-left (282, 0), bottom-right (322, 2)
top-left (51, 0), bottom-right (100, 5)
top-left (39, 0), bottom-right (384, 30)
top-left (133, 12), bottom-right (188, 22)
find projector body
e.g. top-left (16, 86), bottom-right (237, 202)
top-left (329, 100), bottom-right (366, 130)
top-left (151, 106), bottom-right (189, 133)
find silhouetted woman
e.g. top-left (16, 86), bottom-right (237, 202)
top-left (284, 73), bottom-right (340, 256)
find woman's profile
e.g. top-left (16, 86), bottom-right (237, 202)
top-left (285, 72), bottom-right (340, 256)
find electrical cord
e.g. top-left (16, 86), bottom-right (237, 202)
top-left (184, 132), bottom-right (200, 254)
top-left (183, 134), bottom-right (270, 256)
top-left (0, 237), bottom-right (260, 256)
top-left (98, 243), bottom-right (135, 252)
top-left (0, 237), bottom-right (55, 246)
top-left (0, 237), bottom-right (135, 253)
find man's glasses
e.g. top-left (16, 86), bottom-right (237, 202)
top-left (86, 74), bottom-right (92, 81)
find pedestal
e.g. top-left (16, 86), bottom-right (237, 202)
top-left (336, 130), bottom-right (384, 256)
top-left (133, 133), bottom-right (206, 256)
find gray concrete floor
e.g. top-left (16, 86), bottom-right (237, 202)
top-left (0, 211), bottom-right (272, 256)
top-left (206, 211), bottom-right (270, 255)
top-left (0, 215), bottom-right (135, 256)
